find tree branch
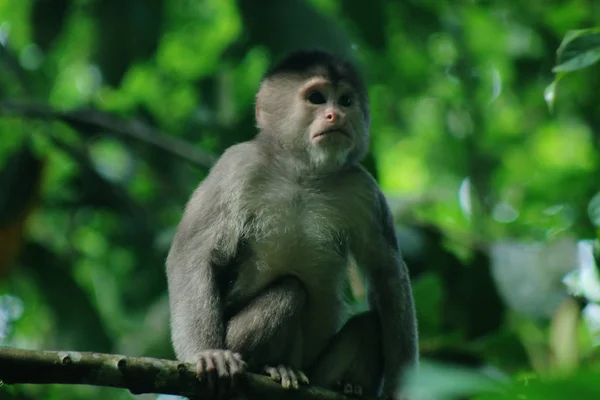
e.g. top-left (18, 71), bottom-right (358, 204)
top-left (0, 347), bottom-right (376, 400)
top-left (0, 101), bottom-right (218, 168)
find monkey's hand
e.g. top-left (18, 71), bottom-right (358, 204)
top-left (335, 381), bottom-right (365, 397)
top-left (263, 365), bottom-right (310, 390)
top-left (195, 350), bottom-right (246, 398)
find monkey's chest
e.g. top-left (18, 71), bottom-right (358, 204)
top-left (233, 190), bottom-right (351, 361)
top-left (249, 191), bottom-right (348, 280)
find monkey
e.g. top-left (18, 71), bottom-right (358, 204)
top-left (166, 49), bottom-right (418, 399)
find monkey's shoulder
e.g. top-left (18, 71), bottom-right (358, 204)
top-left (335, 165), bottom-right (381, 192)
top-left (205, 141), bottom-right (266, 184)
top-left (174, 142), bottom-right (263, 243)
top-left (186, 142), bottom-right (269, 211)
top-left (326, 166), bottom-right (384, 211)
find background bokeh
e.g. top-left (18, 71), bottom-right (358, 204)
top-left (1, 1), bottom-right (600, 399)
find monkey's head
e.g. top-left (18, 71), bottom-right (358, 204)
top-left (256, 50), bottom-right (371, 172)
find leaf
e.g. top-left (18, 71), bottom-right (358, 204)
top-left (546, 28), bottom-right (600, 110)
top-left (549, 297), bottom-right (579, 371)
top-left (411, 272), bottom-right (444, 334)
top-left (404, 360), bottom-right (507, 399)
top-left (588, 192), bottom-right (600, 227)
top-left (505, 371), bottom-right (600, 399)
top-left (553, 28), bottom-right (600, 73)
top-left (563, 240), bottom-right (600, 303)
top-left (544, 72), bottom-right (566, 113)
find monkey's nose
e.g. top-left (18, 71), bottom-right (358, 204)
top-left (325, 112), bottom-right (337, 122)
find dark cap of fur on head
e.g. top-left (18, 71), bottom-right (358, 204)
top-left (263, 49), bottom-right (370, 123)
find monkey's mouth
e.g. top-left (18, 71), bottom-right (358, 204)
top-left (313, 128), bottom-right (350, 140)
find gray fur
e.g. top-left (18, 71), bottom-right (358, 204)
top-left (166, 50), bottom-right (418, 399)
top-left (226, 275), bottom-right (306, 367)
top-left (308, 311), bottom-right (383, 395)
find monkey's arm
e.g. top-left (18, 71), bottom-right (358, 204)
top-left (353, 190), bottom-right (418, 397)
top-left (166, 145), bottom-right (252, 361)
top-left (167, 240), bottom-right (227, 359)
top-left (166, 197), bottom-right (247, 397)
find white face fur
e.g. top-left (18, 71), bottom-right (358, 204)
top-left (256, 74), bottom-right (369, 172)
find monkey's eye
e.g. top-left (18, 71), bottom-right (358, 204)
top-left (307, 91), bottom-right (326, 105)
top-left (338, 94), bottom-right (353, 107)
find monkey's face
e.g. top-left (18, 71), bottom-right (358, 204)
top-left (296, 77), bottom-right (368, 170)
top-left (300, 78), bottom-right (355, 143)
top-left (256, 74), bottom-right (369, 171)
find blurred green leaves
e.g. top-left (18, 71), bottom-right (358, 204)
top-left (588, 193), bottom-right (600, 228)
top-left (554, 28), bottom-right (600, 73)
top-left (546, 28), bottom-right (600, 111)
top-left (406, 360), bottom-right (506, 400)
top-left (1, 1), bottom-right (600, 399)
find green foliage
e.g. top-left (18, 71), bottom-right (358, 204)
top-left (546, 28), bottom-right (600, 111)
top-left (554, 29), bottom-right (600, 73)
top-left (1, 0), bottom-right (600, 399)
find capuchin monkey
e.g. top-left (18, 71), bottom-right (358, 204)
top-left (166, 50), bottom-right (418, 399)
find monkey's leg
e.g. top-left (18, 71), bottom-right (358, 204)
top-left (225, 275), bottom-right (310, 389)
top-left (307, 311), bottom-right (383, 397)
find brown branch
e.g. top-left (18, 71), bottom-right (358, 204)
top-left (0, 101), bottom-right (218, 168)
top-left (0, 347), bottom-right (376, 400)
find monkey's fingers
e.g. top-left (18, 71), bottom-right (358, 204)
top-left (232, 352), bottom-right (244, 363)
top-left (211, 352), bottom-right (231, 398)
top-left (276, 365), bottom-right (292, 389)
top-left (344, 383), bottom-right (354, 396)
top-left (225, 350), bottom-right (247, 374)
top-left (286, 368), bottom-right (300, 389)
top-left (263, 365), bottom-right (281, 382)
top-left (354, 385), bottom-right (363, 397)
top-left (298, 370), bottom-right (310, 385)
top-left (335, 381), bottom-right (364, 398)
top-left (196, 356), bottom-right (218, 398)
top-left (202, 354), bottom-right (218, 395)
top-left (223, 350), bottom-right (245, 394)
top-left (195, 357), bottom-right (207, 377)
top-left (212, 351), bottom-right (228, 375)
top-left (263, 365), bottom-right (308, 390)
top-left (287, 367), bottom-right (309, 387)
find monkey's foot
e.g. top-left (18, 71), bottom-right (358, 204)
top-left (195, 350), bottom-right (247, 398)
top-left (335, 381), bottom-right (364, 397)
top-left (263, 365), bottom-right (310, 390)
